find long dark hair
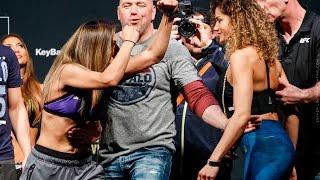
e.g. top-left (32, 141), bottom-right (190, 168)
top-left (43, 20), bottom-right (115, 115)
top-left (1, 33), bottom-right (42, 127)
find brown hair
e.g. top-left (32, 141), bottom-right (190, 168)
top-left (43, 20), bottom-right (115, 114)
top-left (0, 33), bottom-right (42, 127)
top-left (210, 0), bottom-right (279, 65)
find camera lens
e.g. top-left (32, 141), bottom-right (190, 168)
top-left (178, 19), bottom-right (196, 38)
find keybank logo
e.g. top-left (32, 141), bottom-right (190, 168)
top-left (35, 48), bottom-right (61, 57)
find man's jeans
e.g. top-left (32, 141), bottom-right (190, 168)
top-left (103, 146), bottom-right (172, 180)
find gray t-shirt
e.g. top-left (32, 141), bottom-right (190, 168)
top-left (99, 34), bottom-right (201, 164)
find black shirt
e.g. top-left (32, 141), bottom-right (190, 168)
top-left (278, 10), bottom-right (320, 127)
top-left (278, 10), bottom-right (320, 178)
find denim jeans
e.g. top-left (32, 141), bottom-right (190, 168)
top-left (315, 172), bottom-right (320, 180)
top-left (103, 146), bottom-right (172, 180)
top-left (241, 120), bottom-right (295, 180)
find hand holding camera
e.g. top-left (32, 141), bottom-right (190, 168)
top-left (170, 18), bottom-right (182, 40)
top-left (188, 18), bottom-right (213, 48)
top-left (176, 0), bottom-right (196, 38)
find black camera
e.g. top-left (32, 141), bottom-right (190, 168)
top-left (177, 0), bottom-right (196, 38)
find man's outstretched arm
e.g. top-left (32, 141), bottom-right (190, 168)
top-left (182, 80), bottom-right (228, 129)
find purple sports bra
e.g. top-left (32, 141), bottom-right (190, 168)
top-left (44, 93), bottom-right (82, 120)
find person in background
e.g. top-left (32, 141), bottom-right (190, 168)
top-left (1, 34), bottom-right (42, 176)
top-left (198, 0), bottom-right (296, 179)
top-left (170, 10), bottom-right (232, 180)
top-left (255, 0), bottom-right (320, 179)
top-left (0, 44), bottom-right (31, 180)
top-left (20, 0), bottom-right (178, 179)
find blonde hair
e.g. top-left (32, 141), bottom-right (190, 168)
top-left (211, 0), bottom-right (279, 66)
top-left (0, 33), bottom-right (42, 127)
top-left (43, 20), bottom-right (115, 114)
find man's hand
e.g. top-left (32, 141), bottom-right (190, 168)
top-left (170, 18), bottom-right (181, 40)
top-left (181, 18), bottom-right (213, 57)
top-left (22, 157), bottom-right (27, 169)
top-left (276, 77), bottom-right (309, 104)
top-left (244, 115), bottom-right (262, 133)
top-left (157, 0), bottom-right (178, 15)
top-left (188, 18), bottom-right (213, 48)
top-left (198, 164), bottom-right (219, 180)
top-left (67, 121), bottom-right (102, 144)
top-left (120, 25), bottom-right (140, 44)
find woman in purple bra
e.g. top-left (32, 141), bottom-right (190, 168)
top-left (198, 0), bottom-right (297, 179)
top-left (20, 1), bottom-right (178, 179)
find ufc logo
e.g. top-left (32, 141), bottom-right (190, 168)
top-left (300, 38), bottom-right (310, 43)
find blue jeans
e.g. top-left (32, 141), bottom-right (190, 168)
top-left (103, 146), bottom-right (172, 180)
top-left (241, 120), bottom-right (295, 180)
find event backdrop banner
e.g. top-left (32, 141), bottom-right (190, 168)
top-left (0, 0), bottom-right (319, 81)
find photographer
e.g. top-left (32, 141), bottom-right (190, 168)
top-left (170, 10), bottom-right (232, 180)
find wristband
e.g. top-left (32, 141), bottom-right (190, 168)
top-left (207, 160), bottom-right (221, 167)
top-left (123, 40), bottom-right (136, 46)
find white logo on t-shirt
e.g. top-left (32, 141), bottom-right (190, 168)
top-left (300, 38), bottom-right (311, 43)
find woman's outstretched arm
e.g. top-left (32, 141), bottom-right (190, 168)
top-left (125, 0), bottom-right (178, 74)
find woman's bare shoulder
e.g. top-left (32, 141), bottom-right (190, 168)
top-left (230, 46), bottom-right (258, 66)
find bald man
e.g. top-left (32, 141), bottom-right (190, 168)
top-left (98, 0), bottom-right (232, 179)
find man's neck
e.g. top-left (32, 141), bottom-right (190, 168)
top-left (279, 2), bottom-right (306, 43)
top-left (137, 25), bottom-right (155, 43)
